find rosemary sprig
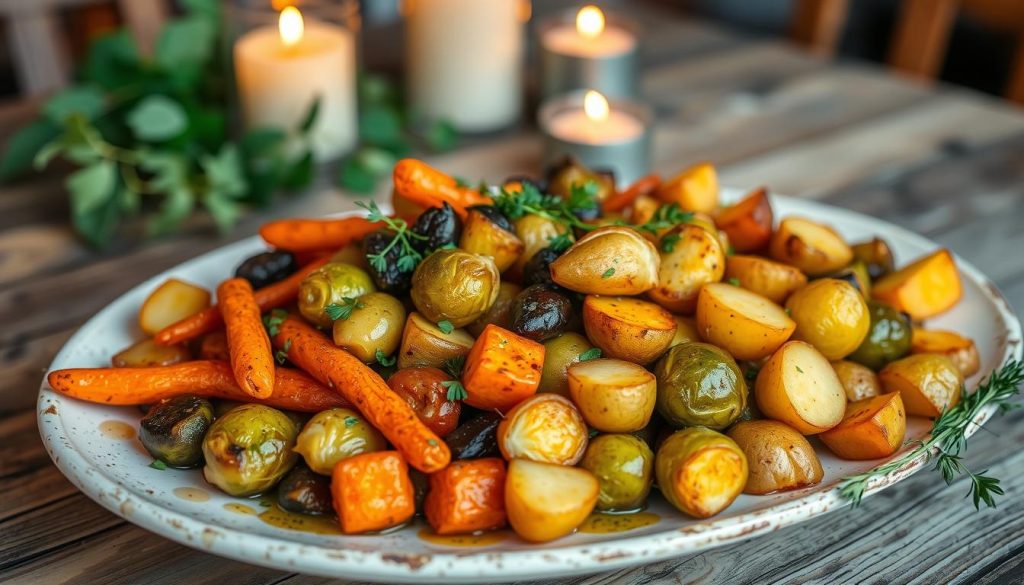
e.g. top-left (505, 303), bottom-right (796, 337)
top-left (840, 360), bottom-right (1024, 509)
top-left (356, 200), bottom-right (427, 273)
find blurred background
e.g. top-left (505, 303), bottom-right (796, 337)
top-left (0, 0), bottom-right (1019, 101)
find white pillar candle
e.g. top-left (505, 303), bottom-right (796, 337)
top-left (406, 0), bottom-right (524, 132)
top-left (234, 7), bottom-right (357, 162)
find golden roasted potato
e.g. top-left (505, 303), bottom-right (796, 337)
top-left (139, 278), bottom-right (211, 335)
top-left (512, 214), bottom-right (571, 277)
top-left (397, 312), bottom-right (474, 369)
top-left (819, 392), bottom-right (906, 460)
top-left (568, 358), bottom-right (657, 432)
top-left (724, 255), bottom-right (807, 304)
top-left (582, 296), bottom-right (677, 365)
top-left (112, 338), bottom-right (191, 368)
top-left (910, 328), bottom-right (980, 377)
top-left (648, 224), bottom-right (725, 314)
top-left (878, 354), bottom-right (962, 417)
top-left (727, 420), bottom-right (823, 494)
top-left (550, 226), bottom-right (660, 295)
top-left (696, 283), bottom-right (795, 360)
top-left (831, 360), bottom-right (882, 401)
top-left (769, 217), bottom-right (853, 276)
top-left (539, 332), bottom-right (594, 396)
top-left (656, 427), bottom-right (747, 518)
top-left (755, 341), bottom-right (847, 434)
top-left (497, 394), bottom-right (588, 465)
top-left (786, 279), bottom-right (870, 361)
top-left (655, 162), bottom-right (718, 213)
top-left (505, 459), bottom-right (599, 543)
top-left (459, 207), bottom-right (525, 273)
top-left (669, 315), bottom-right (701, 347)
top-left (872, 249), bottom-right (961, 320)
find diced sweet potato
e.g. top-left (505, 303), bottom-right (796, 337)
top-left (424, 458), bottom-right (507, 535)
top-left (910, 328), bottom-right (980, 377)
top-left (331, 451), bottom-right (416, 534)
top-left (872, 250), bottom-right (961, 320)
top-left (462, 324), bottom-right (545, 412)
top-left (819, 392), bottom-right (906, 460)
top-left (655, 162), bottom-right (718, 213)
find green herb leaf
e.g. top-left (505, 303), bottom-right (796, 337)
top-left (375, 348), bottom-right (396, 367)
top-left (728, 277), bottom-right (741, 287)
top-left (262, 309), bottom-right (288, 337)
top-left (360, 104), bottom-right (404, 147)
top-left (275, 339), bottom-right (293, 365)
top-left (634, 203), bottom-right (694, 235)
top-left (67, 160), bottom-right (119, 247)
top-left (0, 119), bottom-right (60, 181)
top-left (661, 233), bottom-right (681, 253)
top-left (344, 416), bottom-right (359, 428)
top-left (424, 119), bottom-right (458, 151)
top-left (149, 459), bottom-right (167, 470)
top-left (325, 297), bottom-right (364, 321)
top-left (602, 267), bottom-right (615, 279)
top-left (83, 31), bottom-right (140, 89)
top-left (127, 95), bottom-right (188, 142)
top-left (548, 232), bottom-right (574, 253)
top-left (338, 157), bottom-right (378, 194)
top-left (356, 201), bottom-right (425, 275)
top-left (156, 16), bottom-right (215, 69)
top-left (437, 320), bottom-right (455, 334)
top-left (578, 348), bottom-right (602, 362)
top-left (442, 380), bottom-right (468, 401)
top-left (43, 86), bottom-right (106, 123)
top-left (280, 151), bottom-right (314, 191)
top-left (795, 365), bottom-right (804, 373)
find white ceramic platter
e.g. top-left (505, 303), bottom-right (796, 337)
top-left (38, 191), bottom-right (1022, 583)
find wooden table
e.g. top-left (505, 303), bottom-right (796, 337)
top-left (4, 5), bottom-right (1024, 584)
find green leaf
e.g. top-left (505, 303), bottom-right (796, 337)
top-left (375, 348), bottom-right (396, 367)
top-left (357, 147), bottom-right (397, 177)
top-left (728, 277), bottom-right (741, 287)
top-left (83, 31), bottom-right (140, 89)
top-left (442, 380), bottom-right (468, 401)
top-left (43, 86), bottom-right (106, 123)
top-left (203, 190), bottom-right (242, 233)
top-left (202, 144), bottom-right (247, 199)
top-left (424, 119), bottom-right (457, 151)
top-left (578, 348), bottom-right (602, 362)
top-left (299, 96), bottom-right (322, 134)
top-left (0, 119), bottom-right (60, 181)
top-left (359, 104), bottom-right (404, 147)
top-left (138, 151), bottom-right (188, 190)
top-left (280, 151), bottom-right (314, 190)
top-left (156, 17), bottom-right (215, 69)
top-left (149, 459), bottom-right (167, 470)
top-left (66, 161), bottom-right (119, 247)
top-left (147, 187), bottom-right (195, 236)
top-left (181, 0), bottom-right (220, 21)
top-left (437, 320), bottom-right (454, 334)
top-left (338, 157), bottom-right (378, 194)
top-left (127, 95), bottom-right (188, 142)
top-left (241, 127), bottom-right (287, 156)
top-left (602, 267), bottom-right (615, 279)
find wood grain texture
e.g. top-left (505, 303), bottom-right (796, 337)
top-left (2, 3), bottom-right (1024, 584)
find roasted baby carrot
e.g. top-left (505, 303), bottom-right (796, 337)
top-left (154, 257), bottom-right (329, 346)
top-left (424, 458), bottom-right (507, 535)
top-left (272, 315), bottom-right (451, 473)
top-left (259, 216), bottom-right (382, 253)
top-left (47, 361), bottom-right (349, 412)
top-left (392, 159), bottom-right (492, 217)
top-left (218, 278), bottom-right (275, 399)
top-left (603, 174), bottom-right (661, 213)
top-left (332, 451), bottom-right (416, 534)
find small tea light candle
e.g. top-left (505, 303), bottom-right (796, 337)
top-left (540, 90), bottom-right (651, 185)
top-left (539, 5), bottom-right (638, 99)
top-left (234, 6), bottom-right (357, 162)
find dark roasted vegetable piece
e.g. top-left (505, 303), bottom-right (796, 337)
top-left (202, 404), bottom-right (299, 496)
top-left (412, 202), bottom-right (462, 252)
top-left (522, 247), bottom-right (562, 288)
top-left (444, 411), bottom-right (503, 460)
top-left (847, 301), bottom-right (913, 370)
top-left (277, 464), bottom-right (334, 515)
top-left (830, 261), bottom-right (872, 297)
top-left (503, 175), bottom-right (548, 194)
top-left (235, 251), bottom-right (298, 290)
top-left (510, 284), bottom-right (572, 342)
top-left (852, 238), bottom-right (896, 280)
top-left (466, 204), bottom-right (515, 233)
top-left (139, 395), bottom-right (214, 468)
top-left (363, 229), bottom-right (413, 295)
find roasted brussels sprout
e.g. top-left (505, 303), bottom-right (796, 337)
top-left (467, 282), bottom-right (522, 337)
top-left (332, 292), bottom-right (406, 362)
top-left (202, 404), bottom-right (299, 497)
top-left (298, 262), bottom-right (375, 328)
top-left (656, 427), bottom-right (748, 518)
top-left (444, 411), bottom-right (503, 460)
top-left (580, 434), bottom-right (654, 512)
top-left (539, 332), bottom-right (594, 396)
top-left (654, 342), bottom-right (747, 430)
top-left (235, 251), bottom-right (297, 290)
top-left (277, 463), bottom-right (333, 516)
top-left (363, 229), bottom-right (414, 295)
top-left (139, 395), bottom-right (214, 468)
top-left (510, 285), bottom-right (572, 342)
top-left (412, 202), bottom-right (462, 252)
top-left (852, 237), bottom-right (895, 280)
top-left (411, 249), bottom-right (500, 328)
top-left (847, 301), bottom-right (912, 370)
top-left (522, 247), bottom-right (561, 288)
top-left (459, 206), bottom-right (524, 272)
top-left (293, 408), bottom-right (386, 475)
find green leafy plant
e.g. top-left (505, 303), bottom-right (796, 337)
top-left (0, 0), bottom-right (317, 247)
top-left (840, 360), bottom-right (1024, 509)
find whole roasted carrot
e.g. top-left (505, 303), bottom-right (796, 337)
top-left (154, 257), bottom-right (329, 346)
top-left (392, 159), bottom-right (492, 218)
top-left (603, 174), bottom-right (661, 213)
top-left (218, 278), bottom-right (275, 399)
top-left (47, 361), bottom-right (349, 412)
top-left (259, 216), bottom-right (382, 252)
top-left (273, 315), bottom-right (451, 473)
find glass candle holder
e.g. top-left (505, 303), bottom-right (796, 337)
top-left (537, 6), bottom-right (639, 100)
top-left (539, 90), bottom-right (652, 186)
top-left (225, 0), bottom-right (361, 162)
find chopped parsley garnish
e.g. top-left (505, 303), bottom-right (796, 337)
top-left (602, 267), bottom-right (615, 279)
top-left (375, 348), bottom-right (396, 367)
top-left (578, 348), bottom-right (602, 362)
top-left (437, 320), bottom-right (454, 334)
top-left (324, 297), bottom-right (364, 321)
top-left (661, 233), bottom-right (681, 253)
top-left (728, 277), bottom-right (741, 287)
top-left (149, 460), bottom-right (167, 470)
top-left (275, 339), bottom-right (292, 364)
top-left (262, 308), bottom-right (288, 337)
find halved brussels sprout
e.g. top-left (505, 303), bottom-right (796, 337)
top-left (654, 342), bottom-right (747, 430)
top-left (411, 249), bottom-right (500, 328)
top-left (580, 434), bottom-right (654, 512)
top-left (202, 404), bottom-right (299, 497)
top-left (847, 301), bottom-right (912, 371)
top-left (656, 427), bottom-right (747, 518)
top-left (139, 395), bottom-right (214, 468)
top-left (298, 262), bottom-right (376, 328)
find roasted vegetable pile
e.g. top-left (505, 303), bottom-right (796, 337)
top-left (48, 157), bottom-right (976, 542)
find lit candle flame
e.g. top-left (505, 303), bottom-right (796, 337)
top-left (584, 90), bottom-right (609, 122)
top-left (279, 6), bottom-right (304, 48)
top-left (576, 5), bottom-right (605, 39)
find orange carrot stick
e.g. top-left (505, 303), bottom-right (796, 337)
top-left (154, 257), bottom-right (330, 346)
top-left (259, 216), bottom-right (382, 252)
top-left (604, 174), bottom-right (661, 213)
top-left (47, 361), bottom-right (349, 412)
top-left (273, 315), bottom-right (451, 473)
top-left (218, 278), bottom-right (275, 399)
top-left (392, 159), bottom-right (492, 218)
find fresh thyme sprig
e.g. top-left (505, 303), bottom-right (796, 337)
top-left (492, 181), bottom-right (600, 232)
top-left (442, 356), bottom-right (468, 401)
top-left (840, 360), bottom-right (1024, 509)
top-left (356, 200), bottom-right (427, 273)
